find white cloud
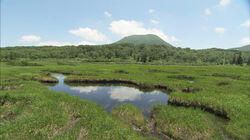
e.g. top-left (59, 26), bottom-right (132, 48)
top-left (151, 19), bottom-right (159, 24)
top-left (170, 36), bottom-right (179, 42)
top-left (38, 41), bottom-right (69, 46)
top-left (109, 20), bottom-right (179, 43)
top-left (241, 19), bottom-right (250, 28)
top-left (71, 86), bottom-right (99, 93)
top-left (37, 40), bottom-right (95, 46)
top-left (108, 87), bottom-right (142, 101)
top-left (205, 8), bottom-right (211, 15)
top-left (77, 41), bottom-right (96, 45)
top-left (69, 27), bottom-right (108, 42)
top-left (219, 0), bottom-right (230, 6)
top-left (239, 37), bottom-right (250, 45)
top-left (149, 9), bottom-right (155, 14)
top-left (104, 11), bottom-right (111, 18)
top-left (204, 0), bottom-right (230, 16)
top-left (214, 27), bottom-right (226, 34)
top-left (20, 35), bottom-right (41, 43)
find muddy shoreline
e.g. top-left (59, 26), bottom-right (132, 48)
top-left (64, 78), bottom-right (174, 93)
top-left (168, 99), bottom-right (230, 120)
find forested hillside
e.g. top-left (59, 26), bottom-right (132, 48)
top-left (1, 43), bottom-right (250, 65)
top-left (115, 34), bottom-right (172, 46)
top-left (230, 45), bottom-right (250, 52)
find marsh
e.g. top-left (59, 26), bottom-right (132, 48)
top-left (47, 74), bottom-right (169, 117)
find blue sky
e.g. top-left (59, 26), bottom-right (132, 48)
top-left (1, 0), bottom-right (249, 49)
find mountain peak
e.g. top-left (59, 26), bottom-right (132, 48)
top-left (115, 34), bottom-right (173, 46)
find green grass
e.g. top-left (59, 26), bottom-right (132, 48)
top-left (112, 104), bottom-right (148, 133)
top-left (151, 105), bottom-right (226, 140)
top-left (0, 81), bottom-right (144, 139)
top-left (112, 104), bottom-right (146, 127)
top-left (1, 61), bottom-right (250, 139)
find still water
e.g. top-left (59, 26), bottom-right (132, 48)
top-left (47, 74), bottom-right (169, 117)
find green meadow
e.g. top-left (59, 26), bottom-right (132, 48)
top-left (1, 60), bottom-right (250, 139)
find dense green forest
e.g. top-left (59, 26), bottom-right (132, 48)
top-left (1, 43), bottom-right (250, 65)
top-left (115, 34), bottom-right (172, 46)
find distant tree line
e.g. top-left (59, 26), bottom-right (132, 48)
top-left (1, 43), bottom-right (250, 65)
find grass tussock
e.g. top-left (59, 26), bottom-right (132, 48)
top-left (167, 75), bottom-right (195, 81)
top-left (151, 105), bottom-right (228, 140)
top-left (112, 104), bottom-right (147, 131)
top-left (114, 70), bottom-right (129, 74)
top-left (216, 82), bottom-right (230, 86)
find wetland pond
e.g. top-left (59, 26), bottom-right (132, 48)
top-left (47, 74), bottom-right (169, 117)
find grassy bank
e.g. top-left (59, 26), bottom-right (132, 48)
top-left (151, 105), bottom-right (227, 139)
top-left (0, 82), bottom-right (144, 139)
top-left (1, 61), bottom-right (250, 139)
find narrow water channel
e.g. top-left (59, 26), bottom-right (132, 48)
top-left (46, 74), bottom-right (169, 117)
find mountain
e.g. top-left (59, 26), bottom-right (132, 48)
top-left (230, 45), bottom-right (250, 51)
top-left (115, 34), bottom-right (173, 46)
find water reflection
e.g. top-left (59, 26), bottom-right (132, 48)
top-left (71, 86), bottom-right (99, 93)
top-left (108, 87), bottom-right (142, 101)
top-left (47, 74), bottom-right (169, 117)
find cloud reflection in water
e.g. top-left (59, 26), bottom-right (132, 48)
top-left (70, 86), bottom-right (99, 93)
top-left (108, 87), bottom-right (143, 101)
